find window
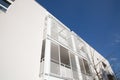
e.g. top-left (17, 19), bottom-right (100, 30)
top-left (40, 40), bottom-right (45, 62)
top-left (79, 58), bottom-right (91, 75)
top-left (60, 45), bottom-right (70, 68)
top-left (0, 0), bottom-right (14, 12)
top-left (102, 62), bottom-right (107, 68)
top-left (50, 42), bottom-right (60, 75)
top-left (59, 46), bottom-right (73, 79)
top-left (51, 42), bottom-right (59, 63)
top-left (40, 40), bottom-right (46, 75)
top-left (79, 58), bottom-right (86, 74)
top-left (83, 59), bottom-right (91, 75)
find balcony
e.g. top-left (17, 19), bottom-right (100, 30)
top-left (50, 59), bottom-right (73, 80)
top-left (46, 16), bottom-right (73, 50)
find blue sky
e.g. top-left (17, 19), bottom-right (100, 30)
top-left (36, 0), bottom-right (120, 69)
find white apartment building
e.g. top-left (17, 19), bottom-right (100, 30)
top-left (0, 0), bottom-right (115, 80)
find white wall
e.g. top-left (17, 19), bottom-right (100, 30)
top-left (0, 0), bottom-right (47, 80)
top-left (0, 0), bottom-right (114, 80)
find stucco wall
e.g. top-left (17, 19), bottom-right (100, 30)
top-left (0, 0), bottom-right (47, 80)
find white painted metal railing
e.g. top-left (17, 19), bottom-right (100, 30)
top-left (50, 59), bottom-right (73, 80)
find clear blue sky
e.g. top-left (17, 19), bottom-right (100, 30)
top-left (36, 0), bottom-right (120, 68)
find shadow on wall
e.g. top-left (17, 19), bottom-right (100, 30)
top-left (101, 69), bottom-right (116, 80)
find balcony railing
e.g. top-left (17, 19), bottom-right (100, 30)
top-left (81, 73), bottom-right (93, 80)
top-left (40, 58), bottom-right (93, 80)
top-left (50, 59), bottom-right (73, 80)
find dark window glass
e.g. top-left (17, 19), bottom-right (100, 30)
top-left (11, 0), bottom-right (15, 2)
top-left (60, 45), bottom-right (70, 67)
top-left (0, 0), bottom-right (11, 12)
top-left (0, 0), bottom-right (13, 12)
top-left (50, 42), bottom-right (60, 75)
top-left (83, 59), bottom-right (91, 75)
top-left (102, 62), bottom-right (107, 68)
top-left (0, 0), bottom-right (11, 8)
top-left (40, 40), bottom-right (45, 62)
top-left (79, 58), bottom-right (86, 74)
top-left (0, 5), bottom-right (6, 11)
top-left (51, 42), bottom-right (59, 63)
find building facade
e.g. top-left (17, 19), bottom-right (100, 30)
top-left (0, 0), bottom-right (115, 80)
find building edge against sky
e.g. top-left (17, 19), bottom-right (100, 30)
top-left (0, 0), bottom-right (115, 80)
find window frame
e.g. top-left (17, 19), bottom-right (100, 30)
top-left (83, 59), bottom-right (91, 75)
top-left (0, 0), bottom-right (14, 12)
top-left (78, 57), bottom-right (91, 75)
top-left (60, 45), bottom-right (71, 68)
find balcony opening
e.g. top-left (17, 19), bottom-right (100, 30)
top-left (83, 59), bottom-right (91, 75)
top-left (79, 58), bottom-right (86, 74)
top-left (50, 17), bottom-right (72, 49)
top-left (50, 42), bottom-right (60, 75)
top-left (60, 45), bottom-right (70, 68)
